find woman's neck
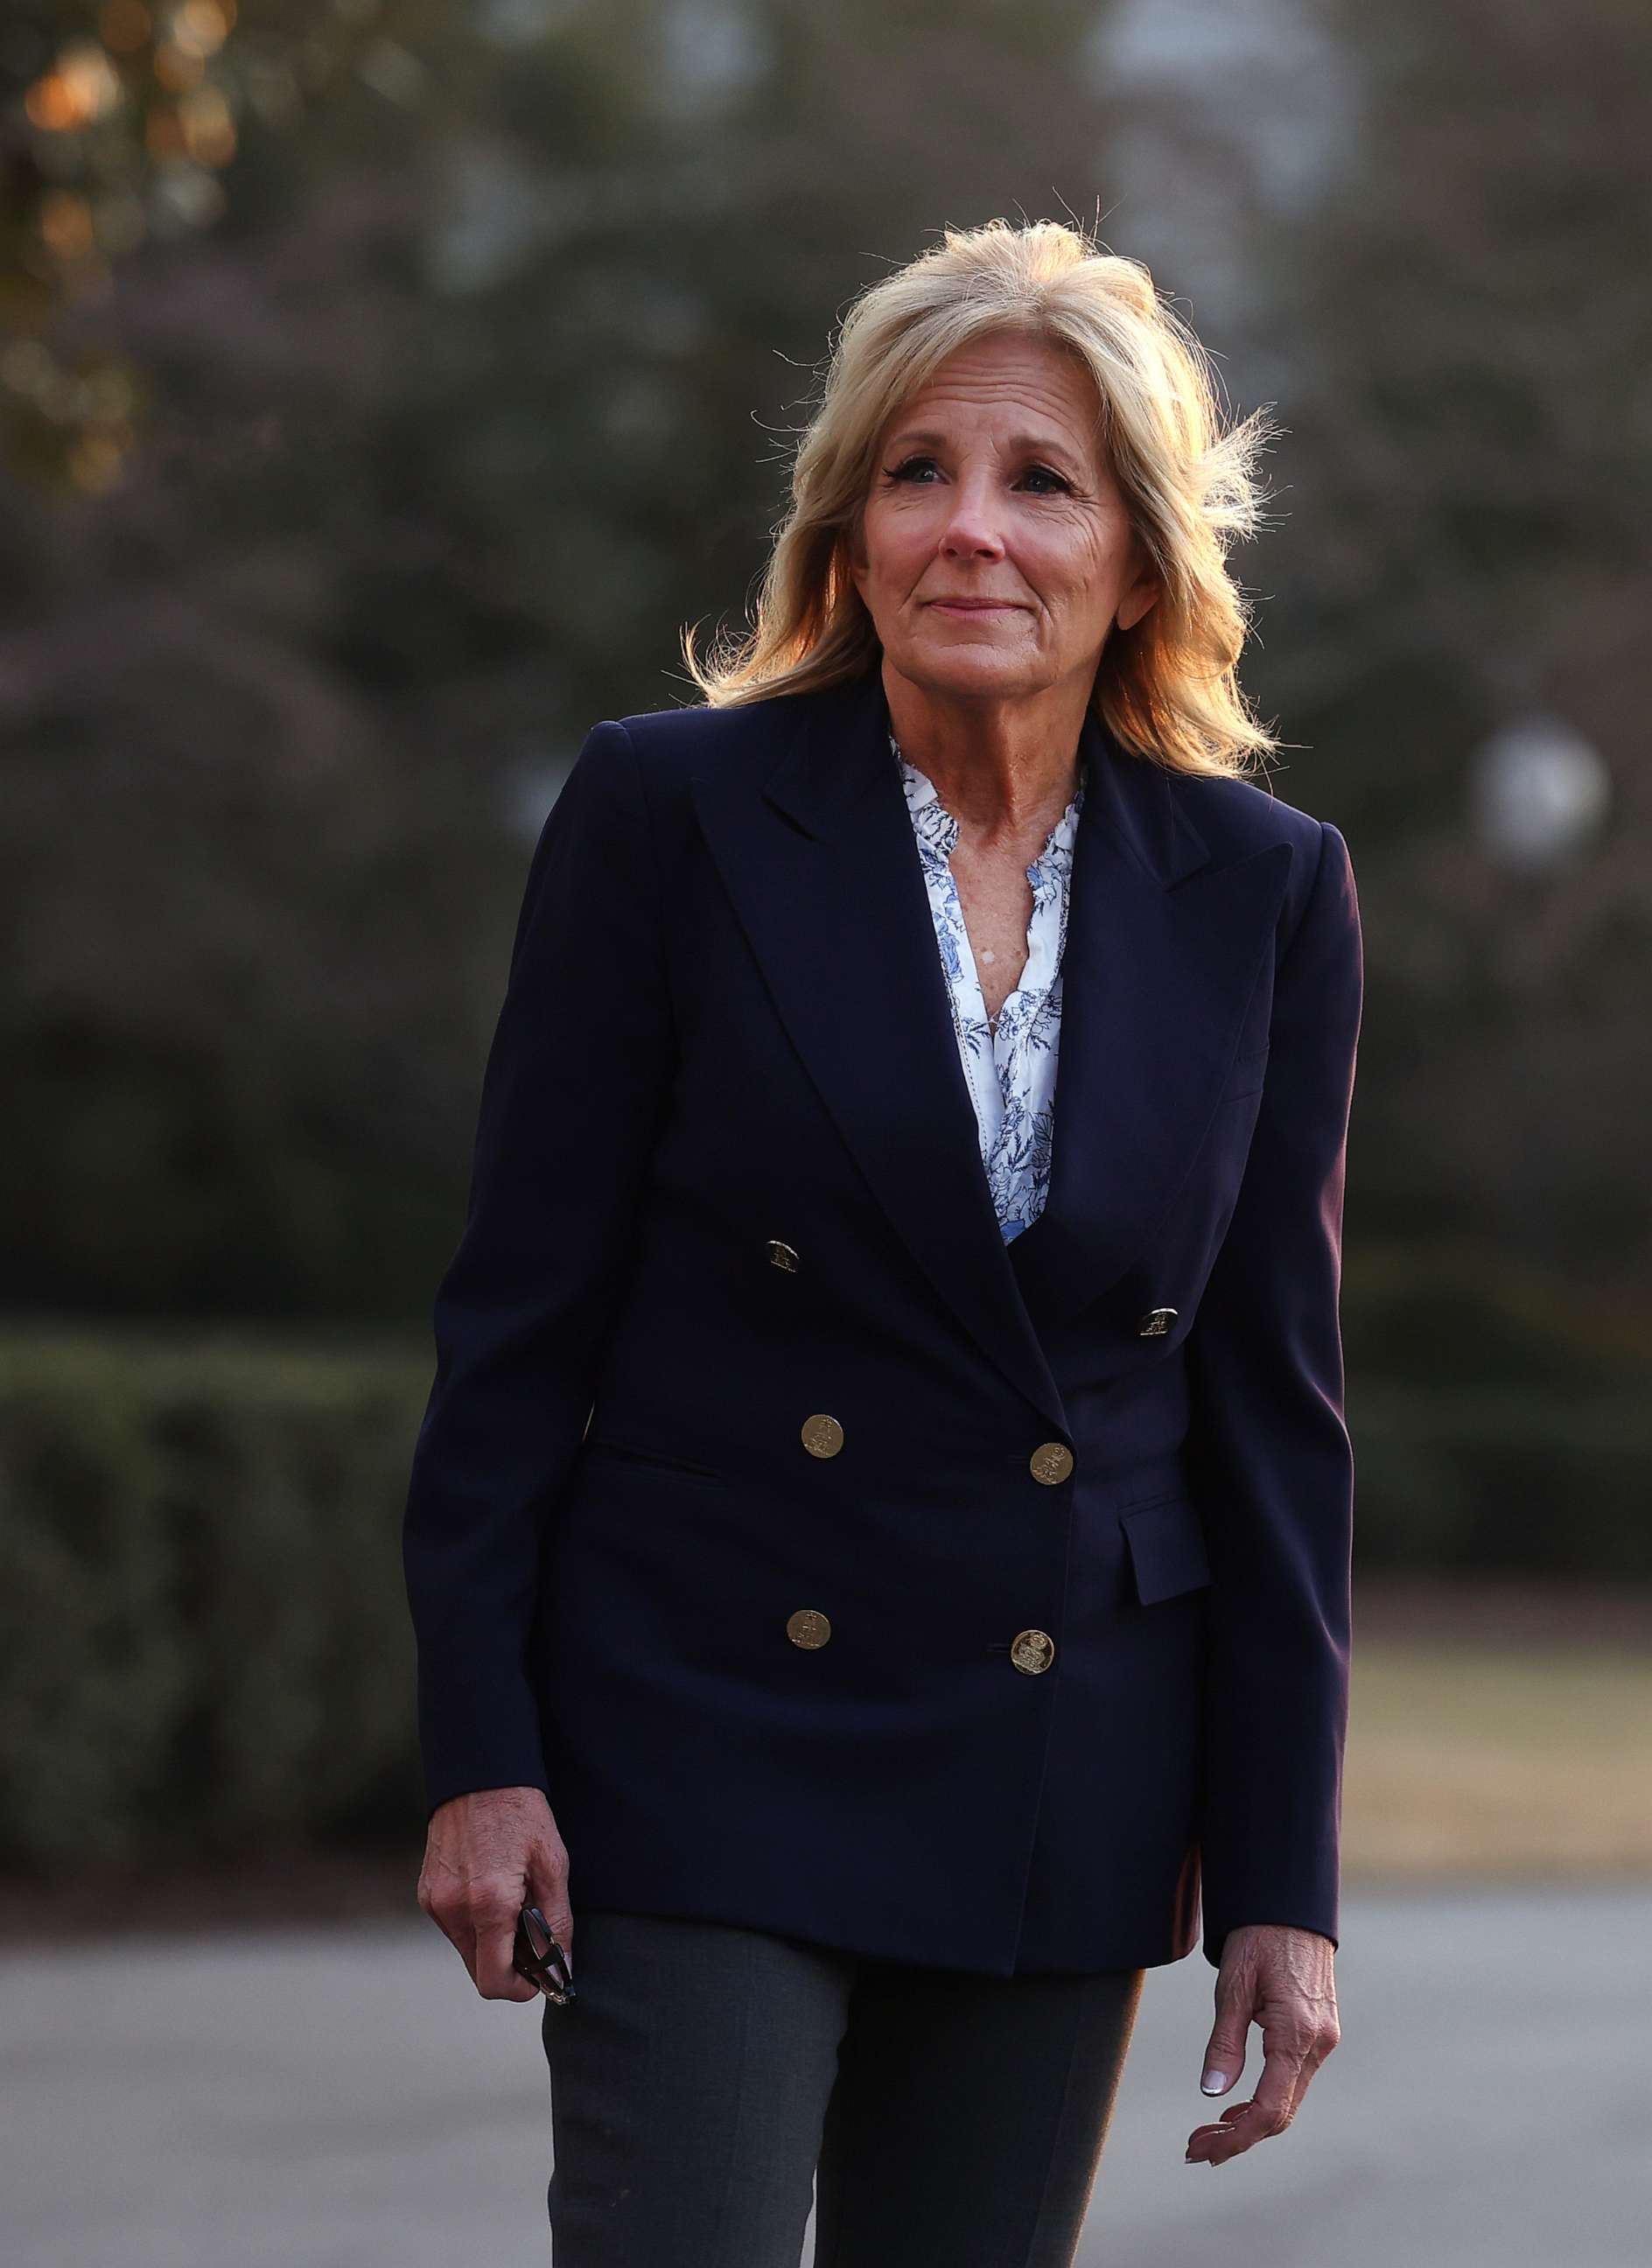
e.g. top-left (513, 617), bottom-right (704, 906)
top-left (881, 662), bottom-right (1090, 848)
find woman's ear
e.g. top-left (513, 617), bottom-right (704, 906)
top-left (1115, 536), bottom-right (1160, 633)
top-left (842, 518), bottom-right (871, 604)
top-left (1116, 580), bottom-right (1159, 634)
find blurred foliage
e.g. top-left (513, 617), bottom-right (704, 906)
top-left (1, 0), bottom-right (446, 490)
top-left (1254, 0), bottom-right (1652, 1298)
top-left (1, 0), bottom-right (1648, 1555)
top-left (0, 1323), bottom-right (427, 1863)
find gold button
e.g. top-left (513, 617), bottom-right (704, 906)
top-left (787, 1607), bottom-right (832, 1648)
top-left (1010, 1628), bottom-right (1055, 1675)
top-left (1137, 1307), bottom-right (1178, 1338)
top-left (767, 1240), bottom-right (800, 1272)
top-left (801, 1413), bottom-right (844, 1459)
top-left (1029, 1440), bottom-right (1074, 1486)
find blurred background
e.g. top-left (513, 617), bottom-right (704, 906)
top-left (2, 3), bottom-right (1648, 2264)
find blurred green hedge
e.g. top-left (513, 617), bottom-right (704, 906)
top-left (1349, 1382), bottom-right (1652, 1576)
top-left (1341, 1241), bottom-right (1652, 1578)
top-left (1, 1280), bottom-right (1648, 1868)
top-left (0, 1326), bottom-right (430, 1868)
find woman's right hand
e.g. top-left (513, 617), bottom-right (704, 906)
top-left (416, 1785), bottom-right (573, 2003)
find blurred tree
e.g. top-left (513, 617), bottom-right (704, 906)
top-left (1264, 0), bottom-right (1652, 1303)
top-left (0, 0), bottom-right (457, 488)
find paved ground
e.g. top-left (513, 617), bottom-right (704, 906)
top-left (3, 1885), bottom-right (1648, 2266)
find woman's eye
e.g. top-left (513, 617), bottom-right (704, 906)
top-left (880, 456), bottom-right (1072, 492)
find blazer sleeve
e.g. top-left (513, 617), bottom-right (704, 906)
top-left (1186, 816), bottom-right (1364, 1966)
top-left (402, 719), bottom-right (676, 1816)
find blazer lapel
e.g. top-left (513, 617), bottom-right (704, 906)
top-left (1005, 704), bottom-right (1292, 1327)
top-left (690, 666), bottom-right (1069, 1436)
top-left (688, 662), bottom-right (1294, 1424)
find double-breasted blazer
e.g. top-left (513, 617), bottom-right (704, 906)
top-left (402, 660), bottom-right (1363, 1978)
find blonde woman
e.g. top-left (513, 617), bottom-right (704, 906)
top-left (404, 218), bottom-right (1361, 2267)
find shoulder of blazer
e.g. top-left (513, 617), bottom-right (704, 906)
top-left (612, 690), bottom-right (804, 774)
top-left (604, 685), bottom-right (857, 864)
top-left (1170, 767), bottom-right (1341, 959)
top-left (1171, 764), bottom-right (1327, 870)
top-left (591, 690), bottom-right (806, 842)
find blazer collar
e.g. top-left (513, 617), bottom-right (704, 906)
top-left (762, 662), bottom-right (1211, 890)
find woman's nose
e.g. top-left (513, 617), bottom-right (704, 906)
top-left (943, 512), bottom-right (1007, 560)
top-left (939, 486), bottom-right (1007, 559)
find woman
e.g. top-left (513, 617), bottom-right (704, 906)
top-left (403, 218), bottom-right (1360, 2267)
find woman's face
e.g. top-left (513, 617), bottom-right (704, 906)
top-left (848, 330), bottom-right (1158, 710)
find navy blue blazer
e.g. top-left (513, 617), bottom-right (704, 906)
top-left (402, 661), bottom-right (1363, 1978)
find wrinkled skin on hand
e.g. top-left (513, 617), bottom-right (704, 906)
top-left (416, 1786), bottom-right (572, 2005)
top-left (1185, 1923), bottom-right (1340, 2167)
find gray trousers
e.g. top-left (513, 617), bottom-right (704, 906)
top-left (542, 1908), bottom-right (1144, 2268)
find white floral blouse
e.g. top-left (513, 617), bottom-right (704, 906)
top-left (892, 732), bottom-right (1087, 1243)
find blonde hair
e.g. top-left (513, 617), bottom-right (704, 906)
top-left (682, 218), bottom-right (1282, 777)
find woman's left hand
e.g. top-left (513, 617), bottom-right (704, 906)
top-left (1184, 1923), bottom-right (1340, 2167)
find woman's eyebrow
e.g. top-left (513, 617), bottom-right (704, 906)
top-left (882, 426), bottom-right (1086, 469)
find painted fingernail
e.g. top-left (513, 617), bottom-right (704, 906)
top-left (1200, 2069), bottom-right (1229, 2095)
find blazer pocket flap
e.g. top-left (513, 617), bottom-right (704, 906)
top-left (1121, 1494), bottom-right (1212, 1606)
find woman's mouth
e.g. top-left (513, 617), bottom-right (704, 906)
top-left (927, 598), bottom-right (1024, 614)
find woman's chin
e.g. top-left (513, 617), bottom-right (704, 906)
top-left (890, 641), bottom-right (1050, 705)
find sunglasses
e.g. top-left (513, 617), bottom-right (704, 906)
top-left (513, 1904), bottom-right (577, 2006)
